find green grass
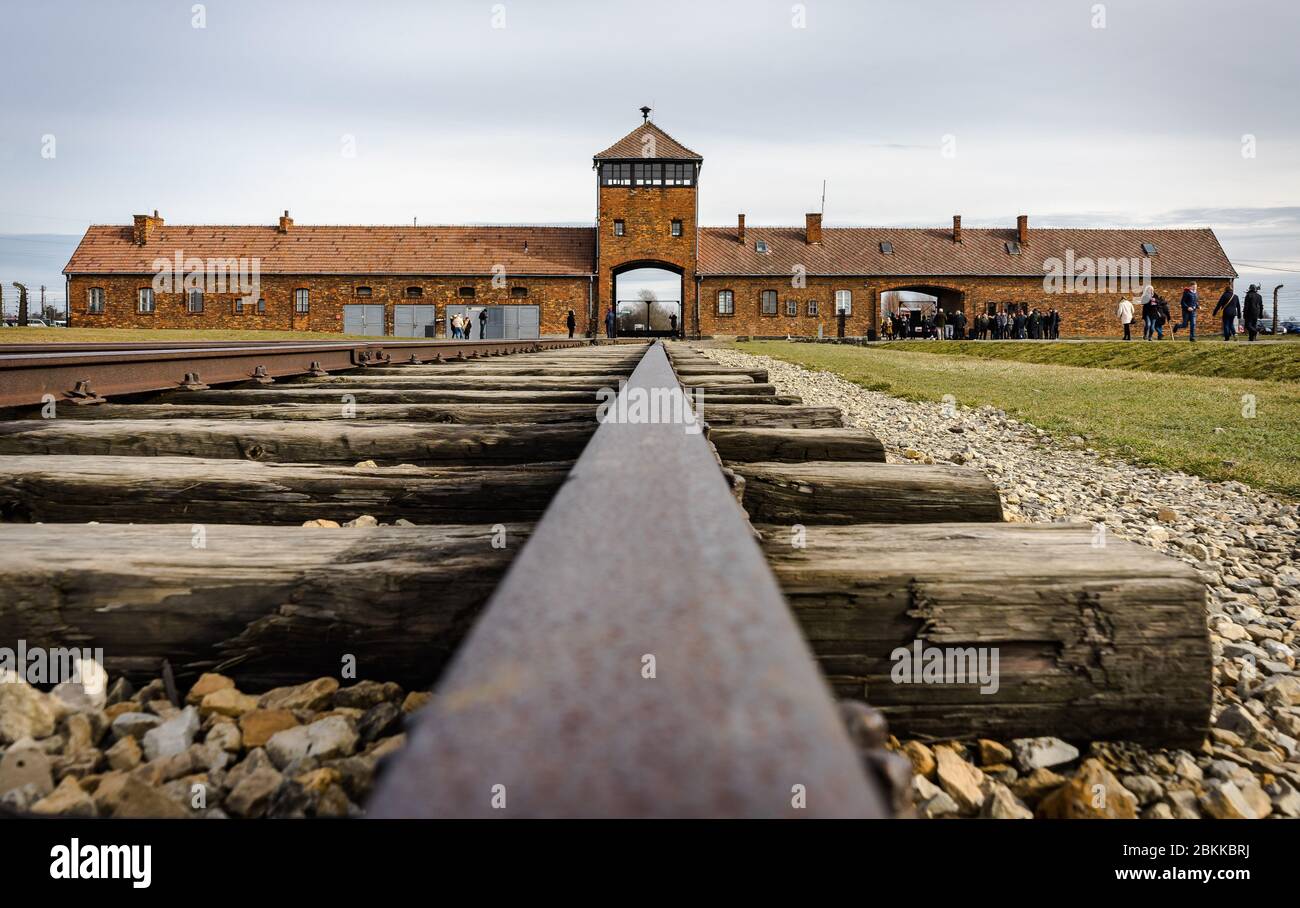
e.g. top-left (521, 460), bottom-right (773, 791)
top-left (736, 340), bottom-right (1300, 499)
top-left (877, 339), bottom-right (1300, 382)
top-left (0, 327), bottom-right (402, 344)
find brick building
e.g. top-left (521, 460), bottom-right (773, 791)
top-left (65, 113), bottom-right (1236, 339)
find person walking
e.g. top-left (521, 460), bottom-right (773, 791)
top-left (1172, 282), bottom-right (1199, 341)
top-left (1117, 295), bottom-right (1134, 340)
top-left (1141, 288), bottom-right (1157, 340)
top-left (1213, 285), bottom-right (1241, 341)
top-left (1243, 284), bottom-right (1264, 341)
top-left (604, 305), bottom-right (616, 339)
top-left (566, 308), bottom-right (577, 338)
top-left (1153, 293), bottom-right (1170, 339)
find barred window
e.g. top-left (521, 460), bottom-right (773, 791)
top-left (137, 288), bottom-right (155, 313)
top-left (295, 289), bottom-right (310, 313)
top-left (760, 290), bottom-right (778, 315)
top-left (187, 289), bottom-right (204, 313)
top-left (716, 290), bottom-right (734, 315)
top-left (87, 287), bottom-right (105, 313)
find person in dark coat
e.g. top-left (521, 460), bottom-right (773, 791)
top-left (1243, 285), bottom-right (1264, 341)
top-left (1172, 282), bottom-right (1199, 341)
top-left (478, 307), bottom-right (488, 339)
top-left (1050, 309), bottom-right (1062, 339)
top-left (1153, 294), bottom-right (1170, 339)
top-left (1013, 311), bottom-right (1026, 339)
top-left (1027, 309), bottom-right (1041, 339)
top-left (1213, 286), bottom-right (1241, 341)
top-left (605, 306), bottom-right (616, 339)
top-left (566, 309), bottom-right (577, 338)
top-left (952, 310), bottom-right (967, 339)
top-left (668, 312), bottom-right (678, 337)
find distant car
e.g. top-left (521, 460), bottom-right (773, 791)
top-left (2, 317), bottom-right (50, 327)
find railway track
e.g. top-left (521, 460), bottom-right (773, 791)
top-left (0, 337), bottom-right (1211, 818)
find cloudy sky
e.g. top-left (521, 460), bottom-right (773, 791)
top-left (2, 0), bottom-right (1297, 309)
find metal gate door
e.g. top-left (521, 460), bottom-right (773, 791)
top-left (393, 304), bottom-right (435, 337)
top-left (505, 305), bottom-right (540, 339)
top-left (343, 304), bottom-right (386, 336)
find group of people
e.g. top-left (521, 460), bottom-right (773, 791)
top-left (882, 305), bottom-right (1061, 340)
top-left (449, 309), bottom-right (486, 339)
top-left (1117, 282), bottom-right (1266, 342)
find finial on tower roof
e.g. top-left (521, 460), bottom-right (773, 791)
top-left (640, 105), bottom-right (651, 123)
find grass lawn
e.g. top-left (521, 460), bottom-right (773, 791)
top-left (735, 340), bottom-right (1300, 499)
top-left (877, 338), bottom-right (1300, 382)
top-left (0, 327), bottom-right (399, 344)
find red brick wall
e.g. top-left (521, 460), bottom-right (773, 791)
top-left (68, 274), bottom-right (591, 336)
top-left (596, 184), bottom-right (697, 334)
top-left (698, 274), bottom-right (1231, 338)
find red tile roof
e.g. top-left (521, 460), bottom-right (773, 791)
top-left (64, 225), bottom-right (596, 276)
top-left (594, 122), bottom-right (702, 161)
top-left (698, 226), bottom-right (1235, 279)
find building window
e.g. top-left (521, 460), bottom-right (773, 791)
top-left (510, 286), bottom-right (528, 298)
top-left (187, 289), bottom-right (204, 313)
top-left (785, 298), bottom-right (798, 317)
top-left (355, 286), bottom-right (372, 298)
top-left (257, 298), bottom-right (266, 314)
top-left (87, 287), bottom-right (105, 313)
top-left (613, 219), bottom-right (625, 236)
top-left (600, 162), bottom-right (632, 186)
top-left (234, 297), bottom-right (245, 315)
top-left (458, 286), bottom-right (476, 298)
top-left (760, 290), bottom-right (778, 315)
top-left (632, 162), bottom-right (664, 186)
top-left (807, 300), bottom-right (819, 317)
top-left (716, 290), bottom-right (734, 315)
top-left (835, 290), bottom-right (852, 315)
top-left (671, 220), bottom-right (682, 237)
top-left (663, 163), bottom-right (694, 186)
top-left (406, 286), bottom-right (423, 298)
top-left (755, 240), bottom-right (769, 254)
top-left (295, 289), bottom-right (310, 313)
top-left (137, 288), bottom-right (155, 313)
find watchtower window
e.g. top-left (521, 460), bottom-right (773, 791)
top-left (632, 162), bottom-right (664, 185)
top-left (664, 163), bottom-right (694, 186)
top-left (600, 162), bottom-right (632, 186)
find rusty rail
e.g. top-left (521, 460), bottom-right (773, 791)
top-left (368, 341), bottom-right (886, 818)
top-left (0, 338), bottom-right (585, 408)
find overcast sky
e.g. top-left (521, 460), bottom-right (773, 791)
top-left (1, 0), bottom-right (1297, 305)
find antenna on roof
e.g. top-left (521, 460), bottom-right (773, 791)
top-left (821, 180), bottom-right (827, 216)
top-left (640, 105), bottom-right (651, 123)
top-left (413, 216), bottom-right (417, 227)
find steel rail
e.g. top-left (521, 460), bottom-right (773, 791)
top-left (368, 341), bottom-right (886, 818)
top-left (0, 338), bottom-right (585, 408)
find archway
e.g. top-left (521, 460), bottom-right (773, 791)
top-left (879, 284), bottom-right (966, 339)
top-left (612, 262), bottom-right (684, 337)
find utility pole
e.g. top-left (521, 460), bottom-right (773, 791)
top-left (40, 285), bottom-right (47, 322)
top-left (13, 282), bottom-right (29, 327)
top-left (1274, 284), bottom-right (1285, 336)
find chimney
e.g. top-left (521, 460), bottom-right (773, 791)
top-left (805, 212), bottom-right (823, 245)
top-left (737, 214), bottom-right (746, 244)
top-left (278, 210), bottom-right (294, 233)
top-left (1017, 214), bottom-right (1029, 246)
top-left (132, 210), bottom-right (163, 246)
top-left (952, 215), bottom-right (962, 244)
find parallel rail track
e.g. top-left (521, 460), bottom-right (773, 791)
top-left (0, 337), bottom-right (1211, 817)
